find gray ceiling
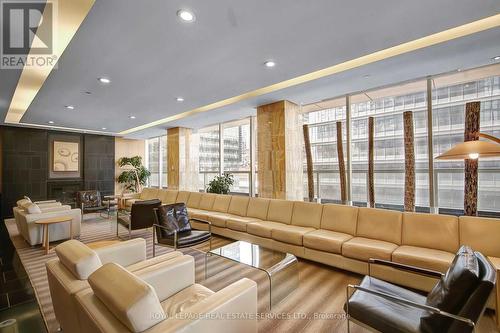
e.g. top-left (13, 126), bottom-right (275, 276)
top-left (1, 0), bottom-right (500, 138)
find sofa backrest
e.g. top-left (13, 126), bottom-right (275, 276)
top-left (212, 195), bottom-right (232, 213)
top-left (356, 207), bottom-right (402, 244)
top-left (139, 188), bottom-right (159, 200)
top-left (320, 204), bottom-right (358, 235)
top-left (291, 201), bottom-right (322, 229)
top-left (228, 196), bottom-right (250, 216)
top-left (199, 193), bottom-right (217, 210)
top-left (246, 198), bottom-right (270, 220)
top-left (459, 216), bottom-right (500, 257)
top-left (186, 192), bottom-right (202, 208)
top-left (88, 263), bottom-right (164, 332)
top-left (158, 190), bottom-right (178, 204)
top-left (176, 191), bottom-right (190, 204)
top-left (267, 199), bottom-right (294, 224)
top-left (402, 212), bottom-right (459, 252)
top-left (55, 240), bottom-right (102, 280)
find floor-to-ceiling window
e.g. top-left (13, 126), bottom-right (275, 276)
top-left (199, 125), bottom-right (220, 190)
top-left (223, 119), bottom-right (251, 194)
top-left (160, 136), bottom-right (167, 188)
top-left (147, 137), bottom-right (160, 187)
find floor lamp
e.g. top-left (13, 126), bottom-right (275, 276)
top-left (436, 133), bottom-right (500, 215)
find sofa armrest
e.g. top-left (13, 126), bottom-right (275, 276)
top-left (24, 208), bottom-right (82, 223)
top-left (123, 193), bottom-right (140, 199)
top-left (94, 238), bottom-right (146, 267)
top-left (35, 200), bottom-right (58, 204)
top-left (368, 258), bottom-right (444, 278)
top-left (37, 202), bottom-right (63, 208)
top-left (40, 205), bottom-right (71, 213)
top-left (148, 278), bottom-right (258, 333)
top-left (135, 255), bottom-right (195, 302)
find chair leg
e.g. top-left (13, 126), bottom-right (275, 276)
top-left (152, 227), bottom-right (156, 257)
top-left (128, 223), bottom-right (131, 239)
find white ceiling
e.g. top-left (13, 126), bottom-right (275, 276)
top-left (1, 0), bottom-right (500, 138)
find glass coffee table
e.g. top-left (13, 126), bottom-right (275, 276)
top-left (205, 241), bottom-right (298, 309)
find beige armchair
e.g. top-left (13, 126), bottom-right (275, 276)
top-left (75, 257), bottom-right (258, 333)
top-left (46, 239), bottom-right (183, 333)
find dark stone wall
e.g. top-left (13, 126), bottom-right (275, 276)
top-left (1, 126), bottom-right (115, 218)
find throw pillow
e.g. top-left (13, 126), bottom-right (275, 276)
top-left (173, 203), bottom-right (191, 233)
top-left (26, 203), bottom-right (42, 214)
top-left (24, 196), bottom-right (32, 202)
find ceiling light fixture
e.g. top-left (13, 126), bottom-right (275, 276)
top-left (65, 105), bottom-right (75, 110)
top-left (98, 77), bottom-right (111, 84)
top-left (264, 60), bottom-right (276, 68)
top-left (102, 127), bottom-right (107, 130)
top-left (176, 97), bottom-right (184, 102)
top-left (129, 115), bottom-right (136, 119)
top-left (48, 120), bottom-right (54, 124)
top-left (177, 9), bottom-right (195, 22)
top-left (493, 56), bottom-right (500, 61)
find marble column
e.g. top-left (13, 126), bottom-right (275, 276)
top-left (167, 127), bottom-right (199, 191)
top-left (403, 111), bottom-right (415, 212)
top-left (303, 124), bottom-right (314, 202)
top-left (464, 102), bottom-right (480, 216)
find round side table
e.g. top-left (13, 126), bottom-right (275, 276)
top-left (35, 216), bottom-right (73, 255)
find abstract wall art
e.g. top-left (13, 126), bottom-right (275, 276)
top-left (53, 141), bottom-right (79, 172)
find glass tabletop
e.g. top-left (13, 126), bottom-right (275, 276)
top-left (208, 240), bottom-right (297, 275)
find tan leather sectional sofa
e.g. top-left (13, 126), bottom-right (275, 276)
top-left (128, 188), bottom-right (500, 325)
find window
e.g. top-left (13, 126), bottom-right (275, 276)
top-left (199, 125), bottom-right (220, 190)
top-left (147, 137), bottom-right (160, 187)
top-left (223, 119), bottom-right (251, 194)
top-left (161, 136), bottom-right (167, 188)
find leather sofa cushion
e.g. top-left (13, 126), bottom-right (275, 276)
top-left (212, 195), bottom-right (232, 213)
top-left (356, 207), bottom-right (402, 244)
top-left (303, 230), bottom-right (353, 254)
top-left (402, 212), bottom-right (459, 253)
top-left (55, 240), bottom-right (102, 280)
top-left (291, 201), bottom-right (322, 229)
top-left (26, 203), bottom-right (42, 214)
top-left (346, 276), bottom-right (425, 333)
top-left (227, 196), bottom-right (250, 216)
top-left (17, 198), bottom-right (30, 207)
top-left (320, 204), bottom-right (358, 235)
top-left (459, 216), bottom-right (500, 257)
top-left (186, 192), bottom-right (202, 209)
top-left (176, 191), bottom-right (190, 204)
top-left (267, 200), bottom-right (294, 224)
top-left (392, 246), bottom-right (454, 273)
top-left (421, 246), bottom-right (480, 332)
top-left (140, 188), bottom-right (159, 200)
top-left (158, 190), bottom-right (178, 204)
top-left (342, 237), bottom-right (398, 261)
top-left (208, 213), bottom-right (233, 228)
top-left (271, 225), bottom-right (315, 246)
top-left (198, 193), bottom-right (216, 210)
top-left (226, 216), bottom-right (262, 232)
top-left (88, 263), bottom-right (164, 333)
top-left (246, 198), bottom-right (270, 220)
top-left (247, 221), bottom-right (286, 238)
top-left (188, 208), bottom-right (211, 221)
top-left (161, 283), bottom-right (214, 317)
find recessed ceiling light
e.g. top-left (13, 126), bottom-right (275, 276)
top-left (176, 97), bottom-right (184, 102)
top-left (84, 91), bottom-right (92, 95)
top-left (48, 120), bottom-right (54, 124)
top-left (493, 56), bottom-right (500, 61)
top-left (457, 68), bottom-right (462, 72)
top-left (65, 105), bottom-right (75, 110)
top-left (264, 60), bottom-right (276, 68)
top-left (177, 9), bottom-right (195, 22)
top-left (363, 74), bottom-right (371, 78)
top-left (98, 77), bottom-right (111, 84)
top-left (129, 115), bottom-right (136, 119)
top-left (102, 127), bottom-right (107, 130)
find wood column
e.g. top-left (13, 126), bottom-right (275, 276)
top-left (257, 100), bottom-right (303, 200)
top-left (403, 111), bottom-right (415, 212)
top-left (464, 102), bottom-right (480, 216)
top-left (167, 127), bottom-right (199, 191)
top-left (303, 124), bottom-right (314, 202)
top-left (336, 122), bottom-right (347, 203)
top-left (368, 117), bottom-right (375, 208)
top-left (167, 128), bottom-right (180, 189)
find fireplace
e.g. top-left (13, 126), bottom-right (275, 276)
top-left (47, 181), bottom-right (84, 207)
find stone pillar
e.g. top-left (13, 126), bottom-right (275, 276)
top-left (303, 124), bottom-right (314, 202)
top-left (368, 117), bottom-right (375, 208)
top-left (336, 122), bottom-right (347, 203)
top-left (464, 102), bottom-right (480, 216)
top-left (167, 127), bottom-right (199, 191)
top-left (257, 100), bottom-right (304, 200)
top-left (403, 111), bottom-right (415, 212)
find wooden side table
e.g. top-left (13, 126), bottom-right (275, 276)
top-left (35, 216), bottom-right (73, 255)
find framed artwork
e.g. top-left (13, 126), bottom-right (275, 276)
top-left (53, 141), bottom-right (79, 172)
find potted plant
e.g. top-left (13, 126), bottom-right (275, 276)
top-left (117, 156), bottom-right (150, 193)
top-left (206, 173), bottom-right (234, 194)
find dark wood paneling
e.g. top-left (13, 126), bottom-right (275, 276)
top-left (83, 134), bottom-right (115, 196)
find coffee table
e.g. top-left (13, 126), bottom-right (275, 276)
top-left (205, 241), bottom-right (298, 309)
top-left (35, 216), bottom-right (73, 255)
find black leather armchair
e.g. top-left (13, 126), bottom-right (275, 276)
top-left (345, 246), bottom-right (496, 333)
top-left (116, 199), bottom-right (161, 239)
top-left (76, 190), bottom-right (107, 217)
top-left (152, 203), bottom-right (211, 256)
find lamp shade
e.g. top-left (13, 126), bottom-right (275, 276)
top-left (436, 140), bottom-right (500, 160)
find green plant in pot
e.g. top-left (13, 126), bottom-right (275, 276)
top-left (206, 173), bottom-right (234, 194)
top-left (117, 156), bottom-right (150, 193)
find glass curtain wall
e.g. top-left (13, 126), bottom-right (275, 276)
top-left (223, 119), bottom-right (251, 194)
top-left (161, 136), bottom-right (167, 188)
top-left (198, 125), bottom-right (220, 190)
top-left (147, 137), bottom-right (160, 187)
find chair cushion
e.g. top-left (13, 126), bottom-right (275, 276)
top-left (55, 240), bottom-right (102, 280)
top-left (356, 207), bottom-right (402, 244)
top-left (88, 263), bottom-right (164, 333)
top-left (140, 188), bottom-right (159, 200)
top-left (226, 216), bottom-right (262, 232)
top-left (227, 196), bottom-right (250, 216)
top-left (207, 213), bottom-right (233, 228)
top-left (158, 190), bottom-right (178, 204)
top-left (459, 216), bottom-right (500, 257)
top-left (186, 192), bottom-right (202, 209)
top-left (342, 237), bottom-right (398, 261)
top-left (26, 203), bottom-right (42, 214)
top-left (346, 276), bottom-right (425, 333)
top-left (392, 246), bottom-right (454, 273)
top-left (158, 230), bottom-right (211, 247)
top-left (303, 230), bottom-right (353, 254)
top-left (160, 283), bottom-right (214, 318)
top-left (211, 195), bottom-right (232, 213)
top-left (189, 209), bottom-right (211, 221)
top-left (421, 246), bottom-right (480, 332)
top-left (271, 224), bottom-right (315, 246)
top-left (320, 204), bottom-right (358, 235)
top-left (246, 198), bottom-right (270, 220)
top-left (176, 191), bottom-right (190, 204)
top-left (17, 198), bottom-right (30, 207)
top-left (291, 201), bottom-right (323, 229)
top-left (247, 221), bottom-right (285, 238)
top-left (199, 193), bottom-right (216, 210)
top-left (156, 203), bottom-right (191, 238)
top-left (267, 200), bottom-right (294, 224)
